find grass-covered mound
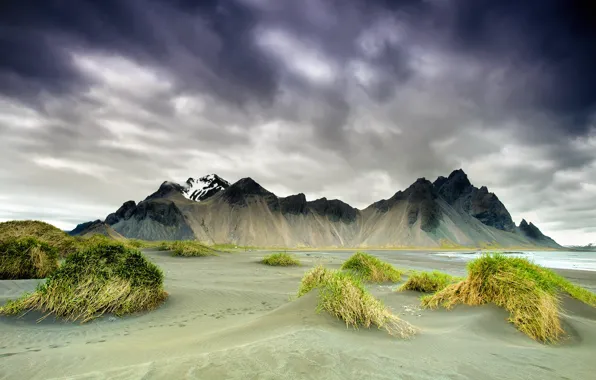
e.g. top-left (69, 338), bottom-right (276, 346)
top-left (421, 254), bottom-right (596, 343)
top-left (340, 252), bottom-right (402, 282)
top-left (158, 241), bottom-right (218, 257)
top-left (398, 271), bottom-right (462, 293)
top-left (0, 220), bottom-right (78, 257)
top-left (261, 252), bottom-right (300, 266)
top-left (0, 242), bottom-right (167, 323)
top-left (297, 265), bottom-right (416, 338)
top-left (0, 237), bottom-right (59, 279)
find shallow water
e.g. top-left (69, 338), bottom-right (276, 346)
top-left (433, 250), bottom-right (596, 272)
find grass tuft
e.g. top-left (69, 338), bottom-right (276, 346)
top-left (125, 239), bottom-right (147, 249)
top-left (0, 241), bottom-right (167, 323)
top-left (297, 265), bottom-right (416, 338)
top-left (0, 237), bottom-right (59, 279)
top-left (0, 220), bottom-right (78, 257)
top-left (158, 240), bottom-right (218, 257)
top-left (421, 253), bottom-right (596, 343)
top-left (398, 271), bottom-right (462, 293)
top-left (261, 252), bottom-right (300, 266)
top-left (340, 252), bottom-right (402, 282)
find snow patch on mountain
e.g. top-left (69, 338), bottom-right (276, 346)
top-left (182, 174), bottom-right (230, 202)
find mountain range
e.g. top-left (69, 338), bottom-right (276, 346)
top-left (70, 171), bottom-right (560, 249)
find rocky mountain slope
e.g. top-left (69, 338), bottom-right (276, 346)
top-left (68, 220), bottom-right (124, 240)
top-left (73, 170), bottom-right (560, 248)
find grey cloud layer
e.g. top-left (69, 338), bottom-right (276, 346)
top-left (0, 0), bottom-right (594, 244)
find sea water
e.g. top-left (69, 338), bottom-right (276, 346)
top-left (434, 251), bottom-right (596, 272)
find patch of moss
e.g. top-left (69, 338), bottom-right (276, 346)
top-left (297, 265), bottom-right (416, 338)
top-left (0, 241), bottom-right (167, 323)
top-left (0, 237), bottom-right (59, 279)
top-left (340, 252), bottom-right (402, 282)
top-left (261, 252), bottom-right (300, 266)
top-left (421, 253), bottom-right (596, 343)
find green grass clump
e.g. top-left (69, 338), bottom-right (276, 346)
top-left (74, 234), bottom-right (113, 249)
top-left (399, 271), bottom-right (462, 293)
top-left (0, 237), bottom-right (59, 279)
top-left (297, 265), bottom-right (416, 338)
top-left (340, 252), bottom-right (402, 282)
top-left (261, 252), bottom-right (300, 266)
top-left (438, 239), bottom-right (466, 249)
top-left (0, 220), bottom-right (78, 257)
top-left (124, 239), bottom-right (147, 249)
top-left (158, 241), bottom-right (218, 257)
top-left (0, 241), bottom-right (167, 323)
top-left (421, 253), bottom-right (596, 343)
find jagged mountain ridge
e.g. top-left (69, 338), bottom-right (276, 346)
top-left (82, 170), bottom-right (560, 248)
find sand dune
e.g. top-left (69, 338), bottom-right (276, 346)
top-left (1, 250), bottom-right (595, 379)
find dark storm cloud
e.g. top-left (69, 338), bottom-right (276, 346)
top-left (0, 0), bottom-right (595, 244)
top-left (2, 0), bottom-right (594, 137)
top-left (447, 0), bottom-right (596, 132)
top-left (0, 0), bottom-right (280, 105)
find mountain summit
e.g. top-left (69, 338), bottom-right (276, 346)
top-left (76, 169), bottom-right (560, 248)
top-left (182, 174), bottom-right (230, 202)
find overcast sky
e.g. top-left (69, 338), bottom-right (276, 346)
top-left (1, 0), bottom-right (595, 245)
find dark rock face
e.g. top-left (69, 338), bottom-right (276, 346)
top-left (105, 201), bottom-right (137, 225)
top-left (432, 175), bottom-right (448, 190)
top-left (106, 198), bottom-right (183, 227)
top-left (468, 186), bottom-right (516, 232)
top-left (307, 197), bottom-right (358, 223)
top-left (434, 169), bottom-right (515, 232)
top-left (132, 200), bottom-right (185, 227)
top-left (69, 219), bottom-right (102, 236)
top-left (145, 181), bottom-right (185, 201)
top-left (373, 178), bottom-right (440, 232)
top-left (280, 193), bottom-right (308, 215)
top-left (519, 219), bottom-right (546, 240)
top-left (400, 178), bottom-right (440, 232)
top-left (435, 169), bottom-right (473, 204)
top-left (221, 177), bottom-right (275, 206)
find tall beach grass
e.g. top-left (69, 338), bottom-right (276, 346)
top-left (0, 241), bottom-right (168, 323)
top-left (421, 253), bottom-right (596, 343)
top-left (297, 265), bottom-right (416, 338)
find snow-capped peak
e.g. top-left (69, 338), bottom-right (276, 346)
top-left (181, 174), bottom-right (230, 202)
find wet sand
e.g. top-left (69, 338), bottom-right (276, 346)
top-left (1, 250), bottom-right (595, 380)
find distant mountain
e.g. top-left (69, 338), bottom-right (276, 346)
top-left (71, 169), bottom-right (561, 248)
top-left (566, 243), bottom-right (596, 251)
top-left (69, 219), bottom-right (124, 240)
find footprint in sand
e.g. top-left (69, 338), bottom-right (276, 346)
top-left (85, 339), bottom-right (107, 344)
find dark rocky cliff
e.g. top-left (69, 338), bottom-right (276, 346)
top-left (434, 169), bottom-right (516, 232)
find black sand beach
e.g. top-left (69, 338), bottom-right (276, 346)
top-left (1, 250), bottom-right (595, 380)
